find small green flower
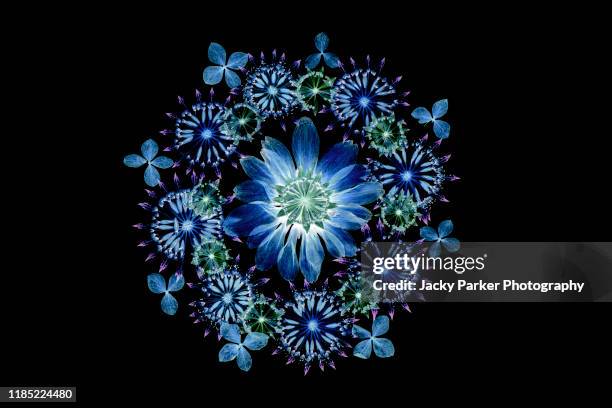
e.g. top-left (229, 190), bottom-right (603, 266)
top-left (188, 181), bottom-right (223, 218)
top-left (192, 239), bottom-right (229, 274)
top-left (295, 69), bottom-right (335, 113)
top-left (380, 188), bottom-right (420, 234)
top-left (365, 115), bottom-right (408, 157)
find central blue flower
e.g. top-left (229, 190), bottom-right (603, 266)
top-left (223, 117), bottom-right (383, 282)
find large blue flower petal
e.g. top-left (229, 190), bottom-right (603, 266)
top-left (331, 182), bottom-right (383, 205)
top-left (324, 224), bottom-right (357, 257)
top-left (352, 324), bottom-right (371, 339)
top-left (223, 204), bottom-right (274, 237)
top-left (353, 339), bottom-right (373, 359)
top-left (261, 147), bottom-right (293, 183)
top-left (243, 332), bottom-right (268, 351)
top-left (203, 66), bottom-right (224, 85)
top-left (144, 165), bottom-right (161, 187)
top-left (236, 347), bottom-right (252, 371)
top-left (291, 117), bottom-right (319, 173)
top-left (256, 224), bottom-right (286, 271)
top-left (240, 156), bottom-right (276, 185)
top-left (220, 323), bottom-right (241, 344)
top-left (234, 180), bottom-right (272, 203)
top-left (218, 343), bottom-right (239, 362)
top-left (373, 338), bottom-right (395, 358)
top-left (317, 142), bottom-right (357, 182)
top-left (224, 69), bottom-right (241, 88)
top-left (262, 137), bottom-right (295, 170)
top-left (328, 209), bottom-right (366, 230)
top-left (419, 226), bottom-right (438, 241)
top-left (248, 221), bottom-right (280, 249)
top-left (437, 220), bottom-right (454, 238)
top-left (141, 139), bottom-right (158, 161)
top-left (328, 164), bottom-right (367, 191)
top-left (147, 273), bottom-right (166, 294)
top-left (123, 154), bottom-right (146, 168)
top-left (305, 53), bottom-right (322, 70)
top-left (299, 230), bottom-right (324, 282)
top-left (337, 204), bottom-right (372, 222)
top-left (372, 315), bottom-right (390, 337)
top-left (151, 156), bottom-right (173, 169)
top-left (208, 42), bottom-right (226, 65)
top-left (227, 52), bottom-right (249, 69)
top-left (277, 228), bottom-right (299, 281)
top-left (160, 293), bottom-right (178, 315)
top-left (318, 228), bottom-right (345, 258)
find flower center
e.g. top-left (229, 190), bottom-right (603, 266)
top-left (275, 174), bottom-right (333, 230)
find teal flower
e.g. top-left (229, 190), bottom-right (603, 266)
top-left (123, 139), bottom-right (173, 187)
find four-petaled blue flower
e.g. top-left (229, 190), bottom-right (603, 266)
top-left (420, 219), bottom-right (460, 257)
top-left (203, 42), bottom-right (249, 88)
top-left (352, 315), bottom-right (395, 359)
top-left (123, 139), bottom-right (173, 187)
top-left (147, 273), bottom-right (185, 315)
top-left (411, 99), bottom-right (451, 139)
top-left (223, 117), bottom-right (383, 282)
top-left (218, 322), bottom-right (269, 372)
top-left (305, 32), bottom-right (340, 70)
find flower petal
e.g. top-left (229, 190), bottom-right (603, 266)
top-left (151, 156), bottom-right (173, 169)
top-left (314, 32), bottom-right (329, 52)
top-left (291, 117), bottom-right (319, 173)
top-left (208, 42), bottom-right (226, 65)
top-left (167, 273), bottom-right (184, 292)
top-left (203, 66), bottom-right (224, 85)
top-left (299, 230), bottom-right (324, 282)
top-left (234, 180), bottom-right (272, 203)
top-left (248, 221), bottom-right (280, 249)
top-left (428, 241), bottom-right (441, 257)
top-left (160, 293), bottom-right (178, 315)
top-left (236, 347), bottom-right (252, 371)
top-left (442, 237), bottom-right (460, 253)
top-left (243, 332), bottom-right (269, 350)
top-left (262, 137), bottom-right (295, 182)
top-left (373, 338), bottom-right (395, 358)
top-left (419, 226), bottom-right (438, 241)
top-left (372, 315), bottom-right (390, 337)
top-left (241, 156), bottom-right (276, 184)
top-left (317, 142), bottom-right (358, 182)
top-left (328, 164), bottom-right (367, 191)
top-left (318, 228), bottom-right (345, 258)
top-left (225, 69), bottom-right (241, 88)
top-left (352, 324), bottom-right (371, 339)
top-left (123, 154), bottom-right (146, 168)
top-left (437, 220), bottom-right (454, 238)
top-left (305, 53), bottom-right (322, 70)
top-left (227, 52), bottom-right (248, 69)
top-left (433, 119), bottom-right (450, 139)
top-left (223, 204), bottom-right (275, 237)
top-left (331, 182), bottom-right (383, 205)
top-left (218, 343), bottom-right (240, 362)
top-left (277, 227), bottom-right (299, 281)
top-left (144, 164), bottom-right (161, 187)
top-left (323, 223), bottom-right (357, 257)
top-left (432, 99), bottom-right (448, 119)
top-left (220, 322), bottom-right (241, 343)
top-left (353, 339), bottom-right (373, 359)
top-left (147, 273), bottom-right (166, 294)
top-left (411, 107), bottom-right (433, 124)
top-left (337, 204), bottom-right (372, 221)
top-left (256, 224), bottom-right (286, 271)
top-left (141, 139), bottom-right (158, 161)
top-left (323, 52), bottom-right (340, 68)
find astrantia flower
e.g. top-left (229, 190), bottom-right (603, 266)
top-left (223, 117), bottom-right (383, 282)
top-left (352, 315), bottom-right (395, 359)
top-left (243, 62), bottom-right (297, 118)
top-left (420, 219), bottom-right (460, 257)
top-left (203, 42), bottom-right (249, 88)
top-left (123, 139), bottom-right (173, 187)
top-left (147, 273), bottom-right (185, 315)
top-left (305, 32), bottom-right (340, 70)
top-left (380, 186), bottom-right (420, 234)
top-left (195, 267), bottom-right (253, 324)
top-left (218, 322), bottom-right (268, 372)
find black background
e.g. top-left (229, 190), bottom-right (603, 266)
top-left (3, 5), bottom-right (610, 404)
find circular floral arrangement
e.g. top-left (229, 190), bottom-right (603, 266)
top-left (124, 33), bottom-right (460, 374)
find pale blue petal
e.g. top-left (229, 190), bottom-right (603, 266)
top-left (240, 156), bottom-right (276, 184)
top-left (227, 52), bottom-right (248, 69)
top-left (331, 182), bottom-right (383, 206)
top-left (243, 332), bottom-right (269, 350)
top-left (411, 107), bottom-right (433, 124)
top-left (225, 69), bottom-right (241, 88)
top-left (262, 148), bottom-right (292, 183)
top-left (208, 42), bottom-right (226, 65)
top-left (262, 137), bottom-right (295, 170)
top-left (151, 156), bottom-right (173, 169)
top-left (203, 66), bottom-right (224, 85)
top-left (352, 324), bottom-right (371, 339)
top-left (428, 241), bottom-right (441, 257)
top-left (442, 237), bottom-right (460, 253)
top-left (256, 224), bottom-right (286, 271)
top-left (123, 154), bottom-right (146, 168)
top-left (317, 142), bottom-right (357, 182)
top-left (323, 52), bottom-right (340, 68)
top-left (248, 221), bottom-right (279, 249)
top-left (328, 209), bottom-right (366, 230)
top-left (353, 339), bottom-right (373, 359)
top-left (223, 204), bottom-right (275, 237)
top-left (432, 99), bottom-right (448, 119)
top-left (234, 181), bottom-right (271, 203)
top-left (147, 273), bottom-right (166, 294)
top-left (291, 117), bottom-right (319, 173)
top-left (338, 204), bottom-right (372, 221)
top-left (218, 343), bottom-right (239, 362)
top-left (161, 293), bottom-right (178, 315)
top-left (305, 53), bottom-right (322, 70)
top-left (319, 229), bottom-right (345, 258)
top-left (323, 224), bottom-right (357, 257)
top-left (277, 228), bottom-right (299, 281)
top-left (314, 32), bottom-right (329, 52)
top-left (144, 164), bottom-right (160, 187)
top-left (373, 338), bottom-right (395, 358)
top-left (437, 220), bottom-right (454, 238)
top-left (236, 347), bottom-right (252, 371)
top-left (419, 226), bottom-right (438, 241)
top-left (328, 164), bottom-right (367, 191)
top-left (299, 230), bottom-right (324, 282)
top-left (167, 274), bottom-right (184, 292)
top-left (141, 139), bottom-right (158, 161)
top-left (433, 119), bottom-right (450, 139)
top-left (221, 323), bottom-right (241, 343)
top-left (372, 315), bottom-right (390, 337)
